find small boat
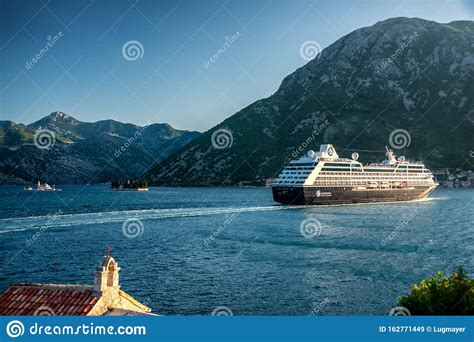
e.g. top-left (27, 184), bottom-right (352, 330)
top-left (24, 181), bottom-right (59, 191)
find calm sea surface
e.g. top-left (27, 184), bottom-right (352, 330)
top-left (0, 185), bottom-right (472, 315)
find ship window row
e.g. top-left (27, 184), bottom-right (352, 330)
top-left (281, 171), bottom-right (312, 174)
top-left (285, 167), bottom-right (314, 170)
top-left (317, 174), bottom-right (430, 178)
top-left (315, 177), bottom-right (431, 182)
top-left (320, 164), bottom-right (426, 170)
top-left (322, 163), bottom-right (424, 169)
top-left (318, 171), bottom-right (429, 177)
top-left (305, 185), bottom-right (431, 189)
top-left (289, 163), bottom-right (317, 166)
top-left (278, 176), bottom-right (307, 179)
top-left (319, 169), bottom-right (428, 173)
top-left (323, 163), bottom-right (353, 167)
top-left (274, 180), bottom-right (305, 185)
top-left (314, 178), bottom-right (432, 182)
top-left (317, 175), bottom-right (431, 180)
top-left (320, 167), bottom-right (353, 172)
top-left (314, 178), bottom-right (432, 183)
top-left (313, 180), bottom-right (432, 186)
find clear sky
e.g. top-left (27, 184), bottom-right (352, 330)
top-left (0, 0), bottom-right (472, 131)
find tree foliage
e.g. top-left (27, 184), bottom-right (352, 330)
top-left (399, 267), bottom-right (474, 315)
top-left (111, 179), bottom-right (148, 189)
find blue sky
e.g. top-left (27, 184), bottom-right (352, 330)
top-left (0, 0), bottom-right (472, 131)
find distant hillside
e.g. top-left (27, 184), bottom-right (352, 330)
top-left (144, 17), bottom-right (474, 186)
top-left (0, 112), bottom-right (200, 184)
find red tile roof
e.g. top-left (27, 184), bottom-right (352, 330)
top-left (0, 283), bottom-right (99, 316)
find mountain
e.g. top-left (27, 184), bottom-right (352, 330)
top-left (144, 17), bottom-right (474, 186)
top-left (0, 112), bottom-right (200, 184)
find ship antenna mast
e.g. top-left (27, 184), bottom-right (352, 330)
top-left (385, 146), bottom-right (397, 164)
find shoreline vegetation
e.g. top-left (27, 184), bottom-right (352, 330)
top-left (397, 267), bottom-right (474, 315)
top-left (110, 180), bottom-right (149, 191)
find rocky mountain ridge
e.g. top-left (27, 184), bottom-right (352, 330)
top-left (144, 17), bottom-right (473, 186)
top-left (0, 112), bottom-right (200, 184)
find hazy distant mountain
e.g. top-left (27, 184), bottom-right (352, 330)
top-left (0, 112), bottom-right (200, 184)
top-left (144, 17), bottom-right (474, 186)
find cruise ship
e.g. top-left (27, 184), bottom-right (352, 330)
top-left (272, 144), bottom-right (438, 205)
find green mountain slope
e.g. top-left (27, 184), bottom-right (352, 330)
top-left (0, 113), bottom-right (200, 184)
top-left (144, 17), bottom-right (474, 186)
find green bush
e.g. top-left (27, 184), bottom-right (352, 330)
top-left (399, 267), bottom-right (474, 315)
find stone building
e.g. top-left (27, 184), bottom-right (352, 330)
top-left (0, 253), bottom-right (152, 316)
